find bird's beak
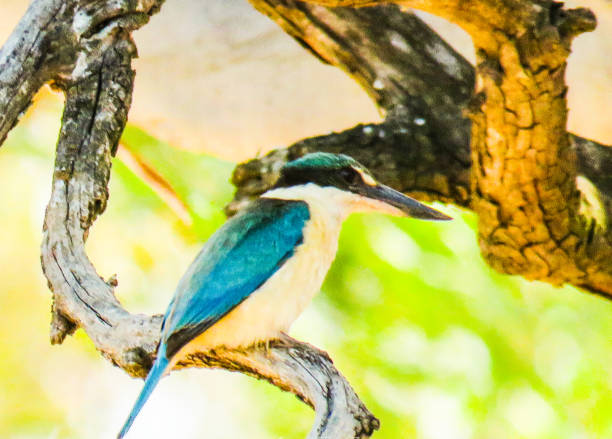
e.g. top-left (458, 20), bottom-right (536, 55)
top-left (361, 183), bottom-right (452, 220)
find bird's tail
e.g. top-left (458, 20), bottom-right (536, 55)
top-left (117, 347), bottom-right (170, 439)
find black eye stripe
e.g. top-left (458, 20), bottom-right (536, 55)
top-left (274, 165), bottom-right (367, 191)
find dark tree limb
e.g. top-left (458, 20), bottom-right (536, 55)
top-left (250, 1), bottom-right (474, 159)
top-left (228, 108), bottom-right (473, 215)
top-left (230, 128), bottom-right (610, 226)
top-left (0, 1), bottom-right (379, 437)
top-left (573, 135), bottom-right (612, 197)
top-left (231, 0), bottom-right (612, 297)
top-left (270, 0), bottom-right (596, 44)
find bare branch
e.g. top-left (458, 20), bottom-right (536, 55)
top-left (0, 0), bottom-right (380, 436)
top-left (0, 0), bottom-right (72, 144)
top-left (180, 335), bottom-right (379, 439)
top-left (232, 1), bottom-right (612, 296)
top-left (251, 2), bottom-right (474, 110)
top-left (272, 0), bottom-right (596, 43)
top-left (228, 108), bottom-right (472, 216)
top-left (250, 1), bottom-right (474, 153)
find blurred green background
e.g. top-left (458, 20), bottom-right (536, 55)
top-left (1, 89), bottom-right (611, 439)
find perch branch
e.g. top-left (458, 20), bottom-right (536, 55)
top-left (0, 0), bottom-right (379, 437)
top-left (232, 0), bottom-right (612, 296)
top-left (179, 335), bottom-right (379, 439)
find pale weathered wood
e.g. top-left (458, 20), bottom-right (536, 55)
top-left (0, 1), bottom-right (380, 437)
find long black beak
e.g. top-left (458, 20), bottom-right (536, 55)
top-left (362, 184), bottom-right (452, 220)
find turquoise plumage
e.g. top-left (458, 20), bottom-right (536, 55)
top-left (118, 198), bottom-right (310, 438)
top-left (117, 152), bottom-right (450, 438)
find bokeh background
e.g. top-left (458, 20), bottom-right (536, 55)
top-left (1, 1), bottom-right (611, 438)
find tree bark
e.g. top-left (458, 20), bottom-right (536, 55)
top-left (0, 1), bottom-right (611, 438)
top-left (0, 1), bottom-right (380, 437)
top-left (231, 0), bottom-right (612, 297)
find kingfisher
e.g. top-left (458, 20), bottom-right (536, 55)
top-left (118, 152), bottom-right (450, 438)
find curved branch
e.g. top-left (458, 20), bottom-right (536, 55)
top-left (232, 0), bottom-right (612, 297)
top-left (250, 1), bottom-right (474, 155)
top-left (0, 0), bottom-right (379, 437)
top-left (251, 1), bottom-right (474, 110)
top-left (180, 335), bottom-right (379, 439)
top-left (274, 0), bottom-right (596, 44)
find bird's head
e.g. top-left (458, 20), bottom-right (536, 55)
top-left (264, 152), bottom-right (451, 220)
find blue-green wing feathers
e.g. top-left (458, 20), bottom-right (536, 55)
top-left (118, 198), bottom-right (309, 438)
top-left (162, 198), bottom-right (310, 357)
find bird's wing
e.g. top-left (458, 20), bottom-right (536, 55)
top-left (161, 197), bottom-right (310, 358)
top-left (118, 198), bottom-right (310, 438)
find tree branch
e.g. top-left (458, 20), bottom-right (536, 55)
top-left (228, 108), bottom-right (472, 215)
top-left (0, 0), bottom-right (379, 437)
top-left (179, 335), bottom-right (379, 439)
top-left (231, 1), bottom-right (612, 297)
top-left (250, 1), bottom-right (474, 154)
top-left (0, 0), bottom-right (72, 144)
top-left (2, 0), bottom-right (611, 437)
top-left (271, 0), bottom-right (596, 44)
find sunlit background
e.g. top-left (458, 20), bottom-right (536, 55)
top-left (1, 0), bottom-right (611, 438)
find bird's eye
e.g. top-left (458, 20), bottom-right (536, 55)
top-left (339, 168), bottom-right (362, 185)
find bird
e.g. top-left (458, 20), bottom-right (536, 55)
top-left (117, 152), bottom-right (451, 438)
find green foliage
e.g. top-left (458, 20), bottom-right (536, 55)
top-left (119, 125), bottom-right (235, 241)
top-left (1, 102), bottom-right (612, 438)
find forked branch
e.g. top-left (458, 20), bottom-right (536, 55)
top-left (0, 1), bottom-right (380, 438)
top-left (234, 0), bottom-right (612, 297)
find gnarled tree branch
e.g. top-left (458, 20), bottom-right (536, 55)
top-left (0, 0), bottom-right (379, 438)
top-left (0, 0), bottom-right (72, 144)
top-left (231, 0), bottom-right (612, 297)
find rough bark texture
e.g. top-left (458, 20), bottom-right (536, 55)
top-left (462, 1), bottom-right (603, 291)
top-left (228, 3), bottom-right (476, 216)
top-left (1, 0), bottom-right (611, 438)
top-left (0, 1), bottom-right (379, 438)
top-left (178, 335), bottom-right (379, 439)
top-left (228, 108), bottom-right (473, 215)
top-left (231, 0), bottom-right (612, 297)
